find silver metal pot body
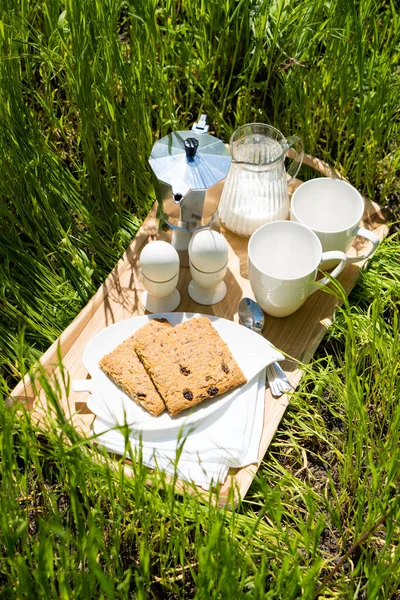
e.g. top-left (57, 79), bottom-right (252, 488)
top-left (152, 177), bottom-right (227, 230)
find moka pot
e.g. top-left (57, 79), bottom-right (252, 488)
top-left (148, 116), bottom-right (232, 259)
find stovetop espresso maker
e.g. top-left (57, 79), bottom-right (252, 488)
top-left (149, 115), bottom-right (232, 260)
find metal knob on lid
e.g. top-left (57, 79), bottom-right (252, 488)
top-left (184, 137), bottom-right (199, 159)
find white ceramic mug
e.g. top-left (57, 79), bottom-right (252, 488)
top-left (248, 221), bottom-right (348, 317)
top-left (291, 178), bottom-right (379, 269)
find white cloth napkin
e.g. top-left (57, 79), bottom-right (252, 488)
top-left (92, 369), bottom-right (266, 490)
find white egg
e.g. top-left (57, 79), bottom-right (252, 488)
top-left (188, 229), bottom-right (229, 273)
top-left (140, 241), bottom-right (180, 282)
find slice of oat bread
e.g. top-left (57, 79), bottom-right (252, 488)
top-left (99, 319), bottom-right (171, 417)
top-left (134, 316), bottom-right (247, 416)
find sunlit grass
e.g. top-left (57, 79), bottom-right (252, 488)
top-left (1, 0), bottom-right (399, 597)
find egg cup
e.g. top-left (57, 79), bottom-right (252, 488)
top-left (188, 262), bottom-right (227, 305)
top-left (141, 272), bottom-right (181, 313)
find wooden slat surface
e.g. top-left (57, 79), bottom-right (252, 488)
top-left (11, 155), bottom-right (389, 506)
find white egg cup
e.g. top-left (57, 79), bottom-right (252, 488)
top-left (188, 261), bottom-right (227, 305)
top-left (141, 271), bottom-right (181, 313)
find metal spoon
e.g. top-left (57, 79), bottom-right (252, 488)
top-left (238, 297), bottom-right (292, 397)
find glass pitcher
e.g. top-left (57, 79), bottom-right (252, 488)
top-left (218, 123), bottom-right (304, 237)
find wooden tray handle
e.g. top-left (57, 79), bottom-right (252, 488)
top-left (302, 153), bottom-right (346, 181)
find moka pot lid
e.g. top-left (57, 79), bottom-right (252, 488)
top-left (149, 130), bottom-right (231, 199)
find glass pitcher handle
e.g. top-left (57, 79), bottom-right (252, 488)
top-left (284, 135), bottom-right (304, 185)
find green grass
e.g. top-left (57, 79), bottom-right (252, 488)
top-left (0, 0), bottom-right (399, 597)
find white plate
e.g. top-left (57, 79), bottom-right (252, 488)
top-left (80, 312), bottom-right (283, 433)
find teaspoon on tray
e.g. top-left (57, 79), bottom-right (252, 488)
top-left (238, 297), bottom-right (292, 398)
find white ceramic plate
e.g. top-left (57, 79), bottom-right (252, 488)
top-left (79, 312), bottom-right (283, 433)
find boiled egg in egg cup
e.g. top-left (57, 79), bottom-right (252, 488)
top-left (140, 241), bottom-right (181, 313)
top-left (188, 229), bottom-right (229, 306)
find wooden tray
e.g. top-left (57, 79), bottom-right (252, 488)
top-left (11, 155), bottom-right (389, 506)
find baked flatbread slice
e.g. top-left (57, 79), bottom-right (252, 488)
top-left (134, 316), bottom-right (247, 416)
top-left (99, 319), bottom-right (171, 417)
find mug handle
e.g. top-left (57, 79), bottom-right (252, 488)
top-left (284, 135), bottom-right (304, 185)
top-left (346, 227), bottom-right (380, 264)
top-left (309, 251), bottom-right (348, 295)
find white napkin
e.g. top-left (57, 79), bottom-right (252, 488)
top-left (92, 369), bottom-right (266, 490)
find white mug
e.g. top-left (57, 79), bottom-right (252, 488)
top-left (248, 221), bottom-right (348, 317)
top-left (291, 178), bottom-right (379, 269)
